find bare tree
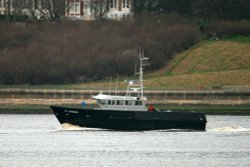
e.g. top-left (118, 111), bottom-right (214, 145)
top-left (39, 0), bottom-right (53, 19)
top-left (12, 0), bottom-right (34, 17)
top-left (91, 0), bottom-right (110, 20)
top-left (10, 0), bottom-right (65, 20)
top-left (52, 0), bottom-right (65, 19)
top-left (5, 0), bottom-right (11, 21)
top-left (38, 0), bottom-right (64, 20)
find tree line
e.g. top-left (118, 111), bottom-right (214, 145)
top-left (3, 0), bottom-right (65, 20)
top-left (135, 0), bottom-right (250, 20)
top-left (0, 14), bottom-right (202, 84)
top-left (1, 12), bottom-right (250, 85)
top-left (2, 0), bottom-right (250, 21)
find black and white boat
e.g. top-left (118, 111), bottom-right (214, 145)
top-left (51, 50), bottom-right (207, 131)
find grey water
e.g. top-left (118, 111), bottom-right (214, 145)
top-left (0, 115), bottom-right (250, 167)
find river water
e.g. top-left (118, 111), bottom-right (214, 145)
top-left (0, 114), bottom-right (250, 167)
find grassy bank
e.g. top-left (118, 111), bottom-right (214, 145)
top-left (0, 104), bottom-right (52, 114)
top-left (147, 37), bottom-right (250, 90)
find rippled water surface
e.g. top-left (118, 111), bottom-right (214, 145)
top-left (0, 115), bottom-right (250, 167)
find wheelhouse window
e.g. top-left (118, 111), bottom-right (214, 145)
top-left (107, 100), bottom-right (115, 105)
top-left (135, 101), bottom-right (142, 105)
top-left (116, 101), bottom-right (124, 105)
top-left (125, 101), bottom-right (133, 105)
top-left (98, 100), bottom-right (106, 105)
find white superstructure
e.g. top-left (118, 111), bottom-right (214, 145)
top-left (92, 49), bottom-right (148, 111)
top-left (93, 93), bottom-right (147, 111)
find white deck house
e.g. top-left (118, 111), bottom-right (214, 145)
top-left (65, 0), bottom-right (133, 20)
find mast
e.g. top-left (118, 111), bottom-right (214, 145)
top-left (125, 48), bottom-right (148, 99)
top-left (139, 48), bottom-right (148, 99)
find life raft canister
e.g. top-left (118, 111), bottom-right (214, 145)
top-left (148, 105), bottom-right (155, 112)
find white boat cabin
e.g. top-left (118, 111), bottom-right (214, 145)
top-left (92, 93), bottom-right (148, 111)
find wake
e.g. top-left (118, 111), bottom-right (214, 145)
top-left (61, 123), bottom-right (106, 131)
top-left (62, 123), bottom-right (84, 130)
top-left (210, 126), bottom-right (250, 132)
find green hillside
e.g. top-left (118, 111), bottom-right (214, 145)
top-left (146, 37), bottom-right (250, 90)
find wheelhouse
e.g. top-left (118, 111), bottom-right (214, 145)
top-left (92, 93), bottom-right (147, 111)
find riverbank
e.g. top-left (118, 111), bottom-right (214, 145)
top-left (0, 104), bottom-right (249, 115)
top-left (0, 88), bottom-right (249, 115)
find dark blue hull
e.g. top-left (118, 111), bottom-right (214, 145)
top-left (50, 106), bottom-right (207, 131)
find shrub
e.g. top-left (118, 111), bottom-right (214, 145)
top-left (205, 20), bottom-right (250, 39)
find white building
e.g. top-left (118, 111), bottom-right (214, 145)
top-left (0, 0), bottom-right (51, 20)
top-left (65, 0), bottom-right (133, 20)
top-left (1, 0), bottom-right (133, 21)
top-left (107, 0), bottom-right (132, 20)
top-left (0, 0), bottom-right (10, 15)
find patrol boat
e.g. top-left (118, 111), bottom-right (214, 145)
top-left (51, 50), bottom-right (207, 131)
